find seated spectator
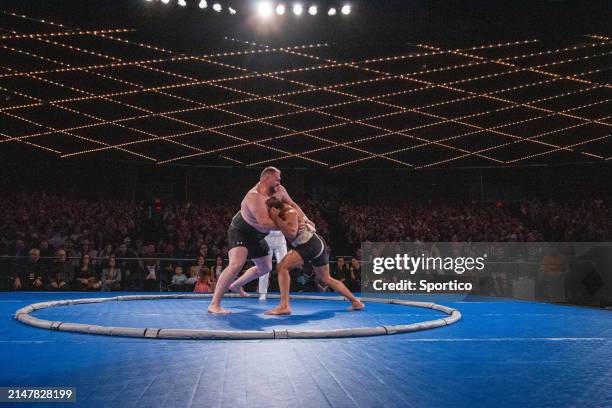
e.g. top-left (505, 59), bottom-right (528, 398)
top-left (196, 255), bottom-right (206, 272)
top-left (22, 248), bottom-right (47, 291)
top-left (75, 254), bottom-right (101, 291)
top-left (346, 258), bottom-right (362, 292)
top-left (49, 249), bottom-right (74, 290)
top-left (185, 265), bottom-right (199, 290)
top-left (194, 267), bottom-right (212, 293)
top-left (211, 256), bottom-right (225, 282)
top-left (331, 257), bottom-right (349, 282)
top-left (169, 265), bottom-right (188, 291)
top-left (143, 259), bottom-right (160, 291)
top-left (115, 242), bottom-right (137, 289)
top-left (100, 255), bottom-right (122, 292)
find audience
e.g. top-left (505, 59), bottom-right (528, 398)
top-left (194, 267), bottom-right (212, 293)
top-left (331, 257), bottom-right (349, 282)
top-left (169, 265), bottom-right (188, 291)
top-left (100, 255), bottom-right (121, 292)
top-left (211, 256), bottom-right (225, 282)
top-left (49, 249), bottom-right (73, 290)
top-left (185, 265), bottom-right (199, 290)
top-left (143, 257), bottom-right (160, 292)
top-left (346, 258), bottom-right (361, 292)
top-left (1, 191), bottom-right (610, 295)
top-left (22, 248), bottom-right (46, 291)
top-left (75, 254), bottom-right (101, 291)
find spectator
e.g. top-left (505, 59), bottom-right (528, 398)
top-left (346, 258), bottom-right (361, 292)
top-left (169, 265), bottom-right (188, 291)
top-left (194, 267), bottom-right (212, 293)
top-left (331, 257), bottom-right (349, 282)
top-left (22, 248), bottom-right (46, 291)
top-left (211, 256), bottom-right (225, 282)
top-left (49, 248), bottom-right (74, 290)
top-left (142, 256), bottom-right (160, 291)
top-left (185, 264), bottom-right (199, 290)
top-left (75, 254), bottom-right (101, 291)
top-left (115, 242), bottom-right (137, 289)
top-left (100, 255), bottom-right (121, 292)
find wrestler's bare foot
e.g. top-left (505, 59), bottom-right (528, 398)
top-left (207, 305), bottom-right (231, 314)
top-left (229, 284), bottom-right (248, 297)
top-left (347, 300), bottom-right (365, 311)
top-left (264, 305), bottom-right (292, 315)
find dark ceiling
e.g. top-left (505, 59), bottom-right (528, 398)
top-left (0, 0), bottom-right (610, 169)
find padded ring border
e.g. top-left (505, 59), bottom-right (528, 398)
top-left (14, 294), bottom-right (461, 340)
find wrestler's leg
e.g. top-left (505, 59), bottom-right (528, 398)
top-left (208, 246), bottom-right (248, 314)
top-left (229, 254), bottom-right (272, 293)
top-left (264, 250), bottom-right (304, 315)
top-left (314, 264), bottom-right (364, 311)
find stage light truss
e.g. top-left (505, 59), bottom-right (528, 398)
top-left (0, 10), bottom-right (610, 168)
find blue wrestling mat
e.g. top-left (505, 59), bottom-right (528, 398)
top-left (1, 291), bottom-right (611, 407)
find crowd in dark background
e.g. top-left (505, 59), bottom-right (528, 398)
top-left (0, 190), bottom-right (610, 294)
top-left (340, 198), bottom-right (611, 245)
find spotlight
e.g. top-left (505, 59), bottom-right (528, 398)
top-left (341, 4), bottom-right (350, 15)
top-left (178, 0), bottom-right (187, 6)
top-left (257, 1), bottom-right (273, 18)
top-left (212, 3), bottom-right (222, 12)
top-left (308, 5), bottom-right (317, 15)
top-left (328, 7), bottom-right (336, 15)
top-left (198, 0), bottom-right (207, 8)
top-left (228, 7), bottom-right (236, 14)
top-left (293, 4), bottom-right (303, 15)
top-left (276, 4), bottom-right (286, 15)
top-left (161, 0), bottom-right (170, 4)
top-left (145, 0), bottom-right (154, 2)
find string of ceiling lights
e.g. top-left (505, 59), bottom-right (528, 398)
top-left (145, 0), bottom-right (351, 17)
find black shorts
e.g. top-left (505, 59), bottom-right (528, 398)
top-left (227, 212), bottom-right (270, 259)
top-left (293, 233), bottom-right (329, 267)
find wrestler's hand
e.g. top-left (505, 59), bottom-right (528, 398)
top-left (305, 217), bottom-right (316, 229)
top-left (273, 185), bottom-right (290, 202)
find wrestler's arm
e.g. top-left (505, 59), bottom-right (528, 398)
top-left (270, 209), bottom-right (298, 241)
top-left (274, 185), bottom-right (310, 223)
top-left (249, 195), bottom-right (278, 230)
